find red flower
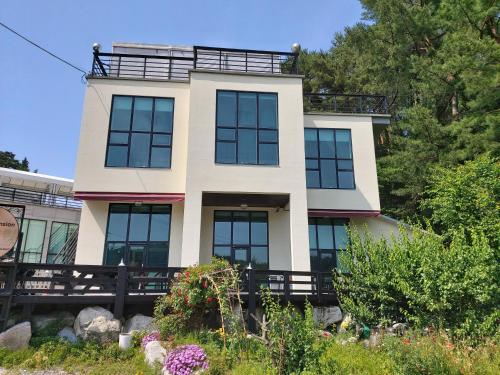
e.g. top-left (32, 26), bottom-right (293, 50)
top-left (185, 271), bottom-right (190, 278)
top-left (446, 342), bottom-right (455, 350)
top-left (202, 281), bottom-right (208, 289)
top-left (402, 338), bottom-right (410, 346)
top-left (184, 296), bottom-right (189, 304)
top-left (207, 297), bottom-right (213, 303)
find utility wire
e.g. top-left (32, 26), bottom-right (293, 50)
top-left (0, 21), bottom-right (87, 74)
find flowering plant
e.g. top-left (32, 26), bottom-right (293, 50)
top-left (141, 331), bottom-right (161, 348)
top-left (163, 344), bottom-right (209, 375)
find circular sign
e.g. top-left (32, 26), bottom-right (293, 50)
top-left (0, 208), bottom-right (19, 257)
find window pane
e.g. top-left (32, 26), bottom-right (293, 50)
top-left (129, 206), bottom-right (150, 241)
top-left (150, 147), bottom-right (171, 168)
top-left (251, 246), bottom-right (268, 270)
top-left (153, 99), bottom-right (173, 133)
top-left (152, 134), bottom-right (171, 146)
top-left (129, 245), bottom-right (145, 266)
top-left (214, 246), bottom-right (231, 263)
top-left (106, 145), bottom-right (128, 167)
top-left (238, 129), bottom-right (257, 164)
top-left (234, 247), bottom-right (248, 268)
top-left (233, 212), bottom-right (249, 244)
top-left (217, 92), bottom-right (237, 127)
top-left (238, 93), bottom-right (257, 127)
top-left (317, 219), bottom-right (334, 249)
top-left (304, 129), bottom-right (318, 158)
top-left (251, 216), bottom-right (267, 245)
top-left (259, 143), bottom-right (278, 165)
top-left (310, 250), bottom-right (319, 272)
top-left (150, 211), bottom-right (170, 241)
top-left (259, 94), bottom-right (277, 129)
top-left (129, 133), bottom-right (151, 167)
top-left (320, 160), bottom-right (337, 188)
top-left (217, 128), bottom-right (236, 141)
top-left (308, 224), bottom-right (317, 249)
top-left (306, 159), bottom-right (318, 169)
top-left (336, 130), bottom-right (352, 158)
top-left (306, 170), bottom-right (320, 188)
top-left (334, 221), bottom-right (349, 249)
top-left (337, 160), bottom-right (353, 170)
top-left (216, 142), bottom-right (236, 163)
top-left (107, 208), bottom-right (129, 242)
top-left (320, 252), bottom-right (335, 272)
top-left (22, 220), bottom-right (46, 262)
top-left (49, 222), bottom-right (68, 258)
top-left (338, 171), bottom-right (355, 189)
top-left (319, 129), bottom-right (335, 158)
top-left (214, 212), bottom-right (231, 245)
top-left (132, 98), bottom-right (153, 131)
top-left (105, 242), bottom-right (126, 265)
top-left (147, 243), bottom-right (168, 267)
top-left (111, 97), bottom-right (132, 131)
top-left (109, 132), bottom-right (129, 144)
top-left (259, 130), bottom-right (278, 142)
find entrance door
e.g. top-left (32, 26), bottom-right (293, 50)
top-left (213, 210), bottom-right (269, 270)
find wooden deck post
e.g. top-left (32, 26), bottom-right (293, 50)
top-left (247, 266), bottom-right (257, 333)
top-left (113, 260), bottom-right (127, 320)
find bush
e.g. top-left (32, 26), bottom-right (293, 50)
top-left (334, 227), bottom-right (498, 342)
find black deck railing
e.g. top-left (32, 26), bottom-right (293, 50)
top-left (0, 262), bottom-right (335, 331)
top-left (0, 187), bottom-right (82, 210)
top-left (90, 46), bottom-right (299, 80)
top-left (304, 93), bottom-right (388, 114)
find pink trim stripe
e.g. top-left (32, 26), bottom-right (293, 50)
top-left (74, 192), bottom-right (185, 202)
top-left (308, 209), bottom-right (380, 218)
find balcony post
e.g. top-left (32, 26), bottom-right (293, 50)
top-left (114, 260), bottom-right (127, 319)
top-left (247, 265), bottom-right (257, 333)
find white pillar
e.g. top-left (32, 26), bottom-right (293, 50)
top-left (180, 190), bottom-right (202, 267)
top-left (288, 192), bottom-right (311, 272)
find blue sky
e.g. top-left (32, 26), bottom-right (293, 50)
top-left (0, 0), bottom-right (363, 178)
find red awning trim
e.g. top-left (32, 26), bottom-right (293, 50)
top-left (74, 192), bottom-right (185, 202)
top-left (308, 209), bottom-right (380, 218)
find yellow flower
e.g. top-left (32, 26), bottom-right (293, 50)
top-left (217, 327), bottom-right (225, 337)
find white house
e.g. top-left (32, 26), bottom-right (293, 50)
top-left (73, 42), bottom-right (396, 272)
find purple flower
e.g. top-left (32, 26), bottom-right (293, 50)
top-left (164, 345), bottom-right (209, 375)
top-left (141, 331), bottom-right (161, 348)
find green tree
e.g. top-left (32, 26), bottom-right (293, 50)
top-left (0, 151), bottom-right (29, 171)
top-left (422, 155), bottom-right (500, 248)
top-left (300, 0), bottom-right (500, 219)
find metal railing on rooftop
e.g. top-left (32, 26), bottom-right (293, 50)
top-left (0, 187), bottom-right (82, 210)
top-left (304, 93), bottom-right (388, 114)
top-left (90, 45), bottom-right (299, 80)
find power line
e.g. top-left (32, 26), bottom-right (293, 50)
top-left (0, 21), bottom-right (87, 75)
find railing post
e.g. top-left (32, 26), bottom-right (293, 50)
top-left (247, 264), bottom-right (257, 334)
top-left (143, 57), bottom-right (147, 78)
top-left (316, 272), bottom-right (322, 303)
top-left (193, 47), bottom-right (197, 70)
top-left (114, 260), bottom-right (127, 320)
top-left (283, 271), bottom-right (290, 304)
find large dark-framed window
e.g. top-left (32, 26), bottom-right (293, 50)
top-left (105, 95), bottom-right (174, 168)
top-left (216, 90), bottom-right (279, 165)
top-left (103, 204), bottom-right (171, 267)
top-left (304, 128), bottom-right (355, 189)
top-left (47, 222), bottom-right (78, 264)
top-left (212, 210), bottom-right (269, 270)
top-left (19, 219), bottom-right (47, 263)
top-left (308, 217), bottom-right (349, 272)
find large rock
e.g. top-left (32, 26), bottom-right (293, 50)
top-left (144, 340), bottom-right (166, 367)
top-left (74, 306), bottom-right (121, 343)
top-left (58, 327), bottom-right (77, 344)
top-left (31, 311), bottom-right (75, 332)
top-left (313, 306), bottom-right (342, 328)
top-left (123, 314), bottom-right (154, 334)
top-left (0, 321), bottom-right (31, 350)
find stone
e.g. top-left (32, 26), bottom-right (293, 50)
top-left (312, 306), bottom-right (342, 328)
top-left (392, 322), bottom-right (407, 335)
top-left (0, 321), bottom-right (31, 350)
top-left (144, 340), bottom-right (166, 367)
top-left (368, 331), bottom-right (381, 347)
top-left (32, 311), bottom-right (75, 332)
top-left (58, 327), bottom-right (77, 344)
top-left (74, 306), bottom-right (121, 343)
top-left (123, 314), bottom-right (155, 334)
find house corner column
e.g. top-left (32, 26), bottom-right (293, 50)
top-left (180, 190), bottom-right (202, 267)
top-left (289, 192), bottom-right (311, 272)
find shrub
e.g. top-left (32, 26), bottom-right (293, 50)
top-left (163, 344), bottom-right (209, 375)
top-left (334, 227), bottom-right (498, 342)
top-left (261, 289), bottom-right (318, 375)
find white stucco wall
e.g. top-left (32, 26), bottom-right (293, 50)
top-left (73, 78), bottom-right (189, 194)
top-left (304, 114), bottom-right (381, 212)
top-left (180, 71), bottom-right (310, 271)
top-left (350, 215), bottom-right (406, 241)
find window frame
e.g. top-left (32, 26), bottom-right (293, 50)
top-left (304, 128), bottom-right (356, 189)
top-left (105, 95), bottom-right (175, 169)
top-left (102, 203), bottom-right (172, 266)
top-left (215, 90), bottom-right (279, 166)
top-left (308, 217), bottom-right (350, 272)
top-left (212, 210), bottom-right (270, 270)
